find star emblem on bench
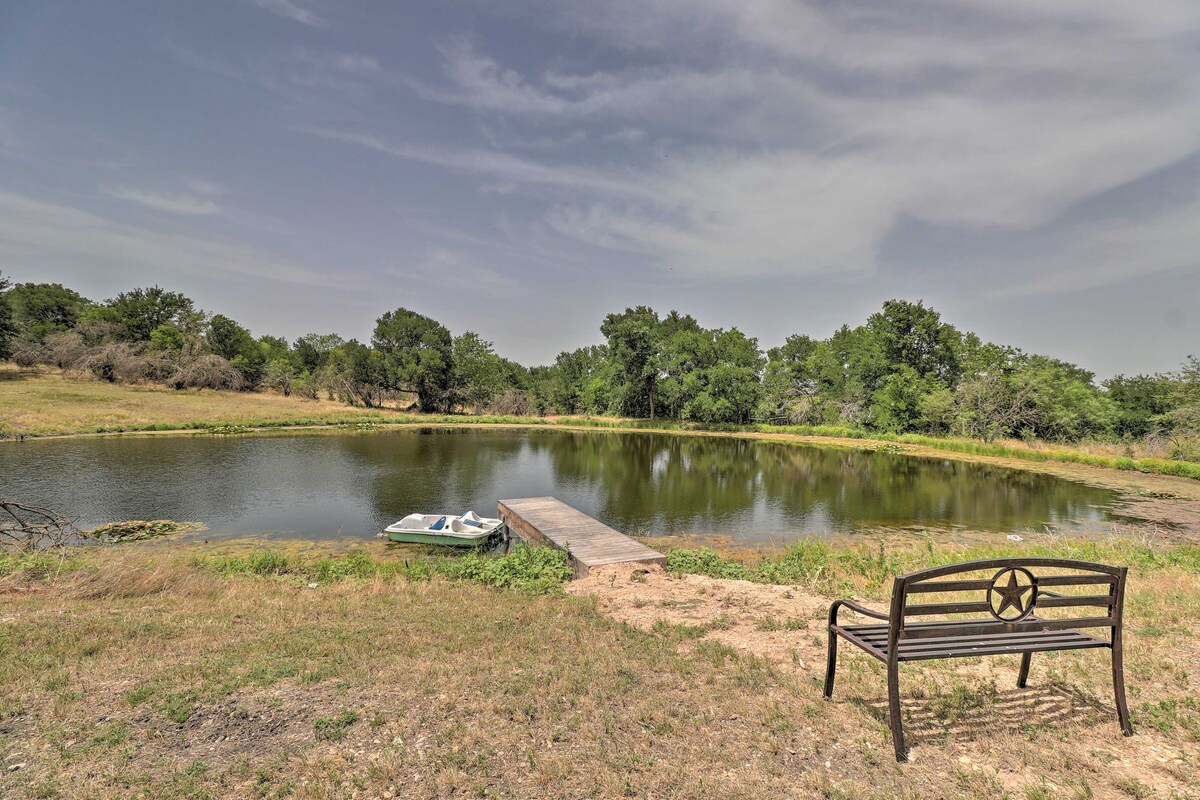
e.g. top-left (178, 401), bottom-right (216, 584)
top-left (988, 567), bottom-right (1037, 621)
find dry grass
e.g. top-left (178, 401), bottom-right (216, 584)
top-left (0, 365), bottom-right (401, 437)
top-left (1, 543), bottom-right (1199, 799)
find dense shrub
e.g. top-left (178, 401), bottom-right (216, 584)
top-left (166, 355), bottom-right (247, 391)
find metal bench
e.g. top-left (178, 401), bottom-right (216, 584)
top-left (824, 558), bottom-right (1133, 762)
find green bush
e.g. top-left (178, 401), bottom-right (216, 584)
top-left (436, 544), bottom-right (573, 593)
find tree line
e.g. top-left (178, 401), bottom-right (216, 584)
top-left (1, 272), bottom-right (1196, 456)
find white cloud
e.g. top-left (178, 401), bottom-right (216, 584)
top-left (992, 195), bottom-right (1200, 298)
top-left (603, 127), bottom-right (647, 144)
top-left (247, 0), bottom-right (326, 28)
top-left (106, 187), bottom-right (223, 216)
top-left (0, 192), bottom-right (337, 288)
top-left (387, 248), bottom-right (520, 294)
top-left (305, 127), bottom-right (649, 198)
top-left (401, 0), bottom-right (1200, 285)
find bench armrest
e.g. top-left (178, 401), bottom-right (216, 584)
top-left (829, 598), bottom-right (890, 625)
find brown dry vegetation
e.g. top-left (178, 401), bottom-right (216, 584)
top-left (0, 365), bottom-right (397, 437)
top-left (2, 544), bottom-right (1199, 800)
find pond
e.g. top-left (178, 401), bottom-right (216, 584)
top-left (0, 428), bottom-right (1119, 545)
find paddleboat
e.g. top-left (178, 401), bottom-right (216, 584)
top-left (384, 511), bottom-right (506, 547)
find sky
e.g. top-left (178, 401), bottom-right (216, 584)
top-left (1, 1), bottom-right (1198, 378)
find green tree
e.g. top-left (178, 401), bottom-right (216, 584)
top-left (147, 324), bottom-right (185, 353)
top-left (866, 299), bottom-right (963, 385)
top-left (760, 334), bottom-right (819, 421)
top-left (1017, 355), bottom-right (1116, 441)
top-left (258, 335), bottom-right (293, 365)
top-left (5, 282), bottom-right (92, 341)
top-left (870, 365), bottom-right (932, 433)
top-left (451, 332), bottom-right (507, 411)
top-left (207, 314), bottom-right (255, 361)
top-left (546, 346), bottom-right (608, 414)
top-left (263, 359), bottom-right (298, 397)
top-left (600, 306), bottom-right (661, 418)
top-left (0, 272), bottom-right (16, 360)
top-left (294, 333), bottom-right (345, 372)
top-left (329, 340), bottom-right (386, 407)
top-left (372, 308), bottom-right (454, 412)
top-left (1104, 373), bottom-right (1178, 438)
top-left (103, 286), bottom-right (198, 341)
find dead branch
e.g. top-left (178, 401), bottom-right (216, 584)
top-left (0, 501), bottom-right (87, 552)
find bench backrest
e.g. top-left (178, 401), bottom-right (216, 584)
top-left (886, 558), bottom-right (1128, 641)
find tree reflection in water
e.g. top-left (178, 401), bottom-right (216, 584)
top-left (1, 428), bottom-right (1116, 543)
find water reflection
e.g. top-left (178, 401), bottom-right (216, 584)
top-left (0, 428), bottom-right (1116, 544)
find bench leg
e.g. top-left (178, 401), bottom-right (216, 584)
top-left (823, 628), bottom-right (838, 699)
top-left (1112, 637), bottom-right (1133, 736)
top-left (1017, 652), bottom-right (1032, 688)
top-left (887, 659), bottom-right (907, 762)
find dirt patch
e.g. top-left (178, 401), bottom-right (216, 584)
top-left (569, 563), bottom-right (828, 669)
top-left (570, 563), bottom-right (1200, 800)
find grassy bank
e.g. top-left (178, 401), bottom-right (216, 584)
top-left (4, 365), bottom-right (1199, 482)
top-left (666, 536), bottom-right (1200, 597)
top-left (2, 538), bottom-right (1199, 799)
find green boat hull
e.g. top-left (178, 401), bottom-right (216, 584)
top-left (385, 528), bottom-right (504, 547)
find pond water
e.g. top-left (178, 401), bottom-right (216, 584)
top-left (0, 428), bottom-right (1119, 545)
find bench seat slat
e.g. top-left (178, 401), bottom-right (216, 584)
top-left (835, 625), bottom-right (1110, 662)
top-left (840, 616), bottom-right (1114, 640)
top-left (850, 628), bottom-right (1108, 648)
top-left (895, 637), bottom-right (1109, 661)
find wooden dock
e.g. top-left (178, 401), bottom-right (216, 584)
top-left (497, 497), bottom-right (667, 578)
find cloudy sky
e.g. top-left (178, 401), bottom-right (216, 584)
top-left (2, 1), bottom-right (1198, 377)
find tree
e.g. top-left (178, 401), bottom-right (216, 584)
top-left (1017, 355), bottom-right (1116, 441)
top-left (372, 308), bottom-right (453, 412)
top-left (104, 286), bottom-right (198, 342)
top-left (1104, 373), bottom-right (1177, 439)
top-left (147, 324), bottom-right (185, 353)
top-left (655, 324), bottom-right (763, 424)
top-left (5, 282), bottom-right (92, 341)
top-left (263, 359), bottom-right (298, 397)
top-left (207, 315), bottom-right (255, 361)
top-left (870, 365), bottom-right (932, 433)
top-left (866, 299), bottom-right (963, 386)
top-left (760, 334), bottom-right (819, 420)
top-left (0, 272), bottom-right (15, 361)
top-left (451, 332), bottom-right (507, 412)
top-left (329, 340), bottom-right (386, 407)
top-left (294, 333), bottom-right (345, 372)
top-left (600, 306), bottom-right (661, 417)
top-left (951, 372), bottom-right (1036, 442)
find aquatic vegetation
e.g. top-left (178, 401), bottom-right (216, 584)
top-left (88, 519), bottom-right (201, 543)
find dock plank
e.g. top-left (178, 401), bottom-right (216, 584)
top-left (498, 497), bottom-right (667, 578)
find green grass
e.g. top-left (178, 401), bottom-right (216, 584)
top-left (756, 424), bottom-right (1200, 481)
top-left (313, 710), bottom-right (359, 741)
top-left (666, 537), bottom-right (1200, 596)
top-left (199, 543), bottom-right (574, 595)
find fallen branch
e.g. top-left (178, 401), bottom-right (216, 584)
top-left (0, 501), bottom-right (86, 552)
